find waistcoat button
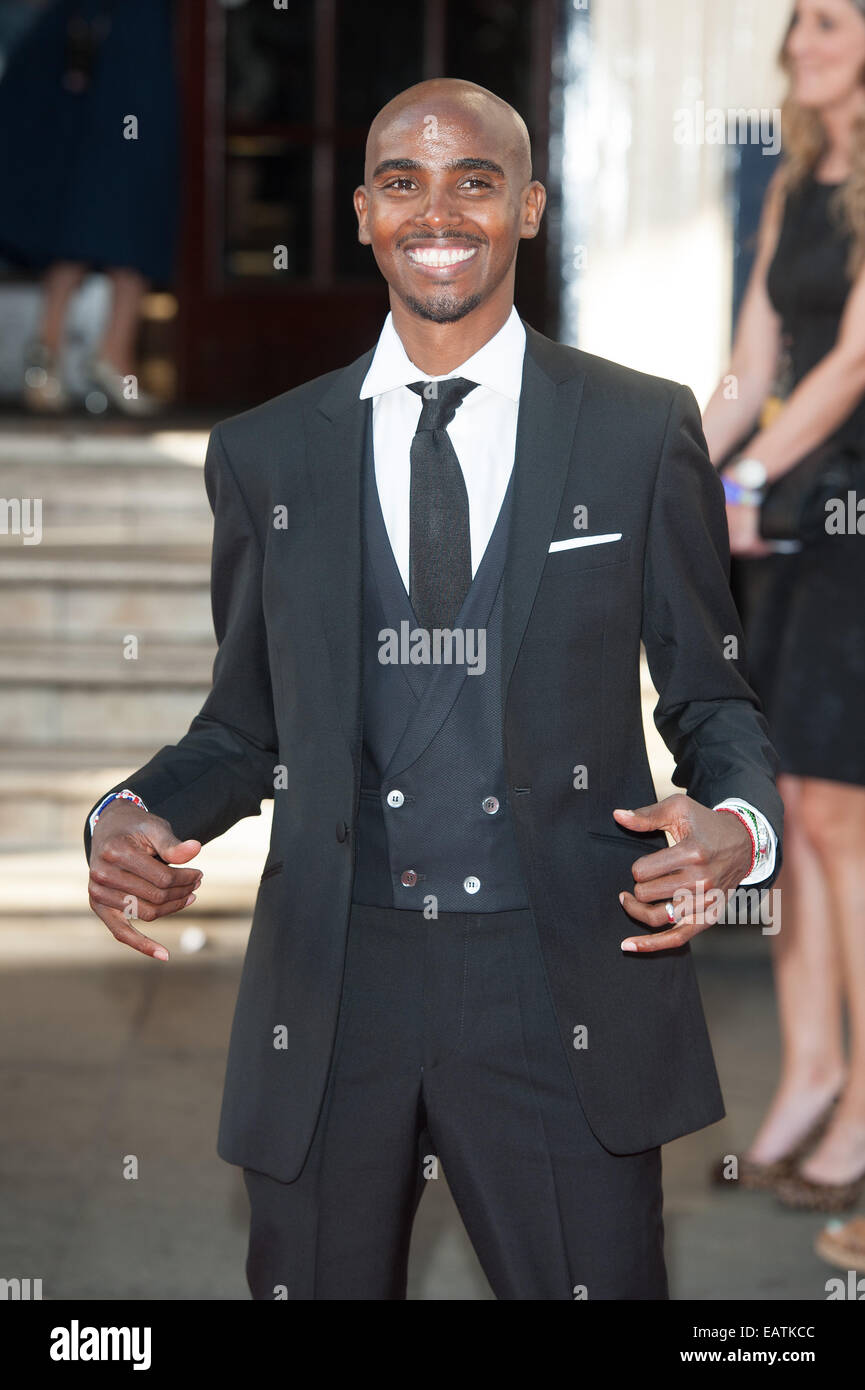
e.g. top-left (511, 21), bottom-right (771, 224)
top-left (400, 868), bottom-right (418, 887)
top-left (463, 876), bottom-right (481, 894)
top-left (482, 796), bottom-right (499, 814)
top-left (386, 789), bottom-right (405, 808)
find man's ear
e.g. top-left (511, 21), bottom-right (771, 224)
top-left (354, 186), bottom-right (371, 245)
top-left (520, 181), bottom-right (547, 239)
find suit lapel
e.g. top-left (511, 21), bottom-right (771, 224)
top-left (304, 351), bottom-right (373, 771)
top-left (301, 322), bottom-right (588, 771)
top-left (499, 325), bottom-right (587, 711)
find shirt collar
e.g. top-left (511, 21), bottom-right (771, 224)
top-left (359, 304), bottom-right (526, 403)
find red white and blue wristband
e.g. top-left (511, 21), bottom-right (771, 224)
top-left (89, 789), bottom-right (148, 835)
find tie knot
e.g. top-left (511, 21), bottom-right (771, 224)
top-left (408, 376), bottom-right (478, 432)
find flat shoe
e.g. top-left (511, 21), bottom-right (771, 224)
top-left (85, 356), bottom-right (160, 417)
top-left (22, 341), bottom-right (70, 413)
top-left (815, 1217), bottom-right (865, 1273)
top-left (776, 1167), bottom-right (865, 1213)
top-left (710, 1093), bottom-right (840, 1192)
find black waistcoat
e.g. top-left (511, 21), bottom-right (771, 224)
top-left (353, 401), bottom-right (531, 912)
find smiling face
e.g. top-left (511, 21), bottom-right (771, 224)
top-left (354, 84), bottom-right (546, 327)
top-left (784, 0), bottom-right (865, 110)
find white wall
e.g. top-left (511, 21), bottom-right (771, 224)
top-left (560, 0), bottom-right (792, 404)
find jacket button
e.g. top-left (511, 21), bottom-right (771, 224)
top-left (386, 788), bottom-right (405, 808)
top-left (400, 868), bottom-right (418, 887)
top-left (482, 796), bottom-right (499, 815)
top-left (336, 821), bottom-right (349, 843)
top-left (463, 876), bottom-right (481, 894)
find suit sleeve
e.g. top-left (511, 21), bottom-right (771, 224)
top-left (640, 384), bottom-right (784, 865)
top-left (83, 424), bottom-right (278, 862)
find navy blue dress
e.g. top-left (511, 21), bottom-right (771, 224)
top-left (0, 0), bottom-right (179, 284)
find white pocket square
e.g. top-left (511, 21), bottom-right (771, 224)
top-left (548, 532), bottom-right (623, 553)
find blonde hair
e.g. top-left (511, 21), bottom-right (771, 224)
top-left (777, 3), bottom-right (865, 279)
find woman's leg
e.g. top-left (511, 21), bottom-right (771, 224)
top-left (746, 773), bottom-right (847, 1164)
top-left (793, 777), bottom-right (865, 1184)
top-left (96, 267), bottom-right (149, 377)
top-left (38, 261), bottom-right (87, 353)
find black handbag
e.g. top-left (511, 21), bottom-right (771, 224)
top-left (758, 441), bottom-right (865, 543)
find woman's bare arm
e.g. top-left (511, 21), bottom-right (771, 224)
top-left (743, 255), bottom-right (865, 480)
top-left (702, 170), bottom-right (785, 465)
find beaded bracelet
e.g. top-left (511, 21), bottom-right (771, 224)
top-left (88, 789), bottom-right (148, 835)
top-left (716, 806), bottom-right (758, 878)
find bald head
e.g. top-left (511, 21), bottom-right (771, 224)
top-left (365, 78), bottom-right (533, 190)
top-left (354, 76), bottom-right (545, 341)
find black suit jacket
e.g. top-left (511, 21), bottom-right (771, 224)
top-left (85, 321), bottom-right (783, 1181)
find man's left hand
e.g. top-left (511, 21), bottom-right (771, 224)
top-left (613, 794), bottom-right (753, 953)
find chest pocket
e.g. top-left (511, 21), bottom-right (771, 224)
top-left (541, 535), bottom-right (631, 579)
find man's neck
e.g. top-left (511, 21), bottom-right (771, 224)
top-left (389, 298), bottom-right (514, 377)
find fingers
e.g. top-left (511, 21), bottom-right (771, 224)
top-left (87, 810), bottom-right (203, 959)
top-left (631, 865), bottom-right (701, 901)
top-left (89, 902), bottom-right (173, 961)
top-left (629, 843), bottom-right (702, 887)
top-left (618, 885), bottom-right (723, 953)
top-left (89, 861), bottom-right (201, 911)
top-left (148, 833), bottom-right (202, 865)
top-left (618, 889), bottom-right (683, 932)
top-left (618, 887), bottom-right (694, 953)
top-left (620, 921), bottom-right (693, 954)
top-left (613, 793), bottom-right (693, 839)
top-left (89, 879), bottom-right (197, 929)
top-left (98, 843), bottom-right (202, 894)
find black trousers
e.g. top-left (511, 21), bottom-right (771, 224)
top-left (243, 901), bottom-right (668, 1300)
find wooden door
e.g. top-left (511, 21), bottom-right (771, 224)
top-left (175, 0), bottom-right (561, 405)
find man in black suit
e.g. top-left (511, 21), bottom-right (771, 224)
top-left (84, 79), bottom-right (782, 1300)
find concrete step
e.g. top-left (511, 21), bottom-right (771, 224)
top-left (0, 684), bottom-right (209, 752)
top-left (0, 426), bottom-right (210, 468)
top-left (0, 621), bottom-right (214, 759)
top-left (2, 435), bottom-right (213, 558)
top-left (0, 574), bottom-right (213, 641)
top-left (0, 635), bottom-right (215, 685)
top-left (2, 441), bottom-right (211, 540)
top-left (0, 423), bottom-right (223, 849)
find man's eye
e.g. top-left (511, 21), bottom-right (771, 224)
top-left (462, 177), bottom-right (492, 189)
top-left (384, 178), bottom-right (416, 190)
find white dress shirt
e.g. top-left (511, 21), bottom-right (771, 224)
top-left (359, 305), bottom-right (524, 589)
top-left (357, 307), bottom-right (777, 888)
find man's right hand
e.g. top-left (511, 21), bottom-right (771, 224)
top-left (87, 800), bottom-right (203, 961)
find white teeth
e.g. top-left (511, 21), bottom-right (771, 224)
top-left (406, 246), bottom-right (477, 267)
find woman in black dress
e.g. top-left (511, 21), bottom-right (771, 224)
top-left (0, 0), bottom-right (179, 414)
top-left (703, 0), bottom-right (865, 1212)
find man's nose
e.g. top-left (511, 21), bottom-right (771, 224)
top-left (414, 183), bottom-right (462, 228)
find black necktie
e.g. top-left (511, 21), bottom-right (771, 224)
top-left (407, 377), bottom-right (478, 630)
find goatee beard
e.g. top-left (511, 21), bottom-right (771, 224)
top-left (404, 291), bottom-right (483, 324)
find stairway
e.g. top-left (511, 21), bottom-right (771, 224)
top-left (0, 422), bottom-right (269, 925)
